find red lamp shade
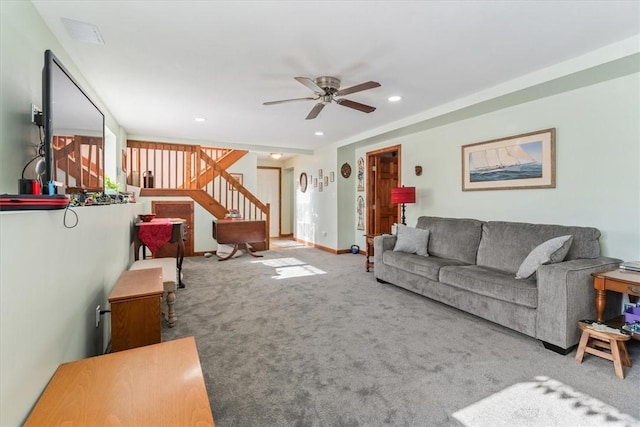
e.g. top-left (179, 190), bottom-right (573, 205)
top-left (391, 186), bottom-right (416, 204)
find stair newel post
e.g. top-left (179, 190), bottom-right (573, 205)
top-left (265, 203), bottom-right (270, 249)
top-left (194, 146), bottom-right (201, 189)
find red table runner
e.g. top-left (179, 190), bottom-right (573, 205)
top-left (137, 219), bottom-right (173, 253)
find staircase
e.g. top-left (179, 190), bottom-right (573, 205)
top-left (52, 135), bottom-right (104, 191)
top-left (124, 140), bottom-right (270, 245)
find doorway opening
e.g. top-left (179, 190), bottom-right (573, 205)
top-left (366, 145), bottom-right (401, 235)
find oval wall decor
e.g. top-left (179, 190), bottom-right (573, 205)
top-left (341, 162), bottom-right (352, 179)
top-left (299, 172), bottom-right (308, 193)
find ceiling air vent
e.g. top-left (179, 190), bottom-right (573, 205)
top-left (61, 18), bottom-right (105, 45)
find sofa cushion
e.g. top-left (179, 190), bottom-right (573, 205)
top-left (439, 265), bottom-right (538, 308)
top-left (515, 235), bottom-right (573, 279)
top-left (476, 221), bottom-right (602, 274)
top-left (393, 224), bottom-right (430, 256)
top-left (415, 216), bottom-right (483, 264)
top-left (383, 251), bottom-right (468, 281)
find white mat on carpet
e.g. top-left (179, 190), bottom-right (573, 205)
top-left (453, 376), bottom-right (639, 427)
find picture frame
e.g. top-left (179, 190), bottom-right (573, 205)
top-left (299, 172), bottom-right (308, 193)
top-left (323, 176), bottom-right (328, 186)
top-left (318, 182), bottom-right (323, 192)
top-left (461, 128), bottom-right (555, 191)
top-left (318, 169), bottom-right (323, 179)
top-left (330, 172), bottom-right (335, 182)
top-left (313, 178), bottom-right (318, 187)
top-left (228, 173), bottom-right (243, 191)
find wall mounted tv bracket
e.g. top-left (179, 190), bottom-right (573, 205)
top-left (31, 104), bottom-right (43, 126)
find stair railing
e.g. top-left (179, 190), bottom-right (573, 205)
top-left (125, 140), bottom-right (268, 223)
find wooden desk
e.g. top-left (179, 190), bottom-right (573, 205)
top-left (25, 337), bottom-right (215, 426)
top-left (109, 268), bottom-right (163, 352)
top-left (593, 269), bottom-right (640, 322)
top-left (212, 219), bottom-right (267, 261)
top-left (134, 219), bottom-right (186, 287)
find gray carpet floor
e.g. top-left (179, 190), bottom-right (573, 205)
top-left (163, 247), bottom-right (640, 427)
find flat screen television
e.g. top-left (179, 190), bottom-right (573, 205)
top-left (43, 49), bottom-right (105, 194)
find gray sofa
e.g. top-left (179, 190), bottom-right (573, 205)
top-left (374, 216), bottom-right (622, 354)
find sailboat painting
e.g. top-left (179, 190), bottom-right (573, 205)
top-left (462, 128), bottom-right (555, 191)
top-left (469, 141), bottom-right (542, 182)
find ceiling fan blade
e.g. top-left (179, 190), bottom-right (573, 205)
top-left (305, 103), bottom-right (325, 120)
top-left (263, 97), bottom-right (317, 105)
top-left (336, 99), bottom-right (376, 113)
top-left (335, 81), bottom-right (381, 96)
top-left (295, 77), bottom-right (325, 93)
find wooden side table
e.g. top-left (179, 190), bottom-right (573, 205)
top-left (212, 218), bottom-right (267, 260)
top-left (109, 268), bottom-right (164, 352)
top-left (592, 269), bottom-right (640, 321)
top-left (364, 234), bottom-right (383, 272)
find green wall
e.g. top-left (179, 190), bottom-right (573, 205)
top-left (0, 3), bottom-right (132, 425)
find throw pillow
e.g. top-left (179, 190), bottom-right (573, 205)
top-left (515, 235), bottom-right (574, 279)
top-left (393, 224), bottom-right (430, 257)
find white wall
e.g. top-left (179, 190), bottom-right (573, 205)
top-left (287, 150), bottom-right (340, 249)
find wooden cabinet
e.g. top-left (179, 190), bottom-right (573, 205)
top-left (109, 268), bottom-right (163, 352)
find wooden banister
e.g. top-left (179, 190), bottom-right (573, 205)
top-left (127, 140), bottom-right (268, 245)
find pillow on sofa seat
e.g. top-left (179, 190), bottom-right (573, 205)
top-left (515, 235), bottom-right (573, 279)
top-left (393, 224), bottom-right (430, 256)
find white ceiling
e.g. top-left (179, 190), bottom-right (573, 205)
top-left (32, 1), bottom-right (640, 155)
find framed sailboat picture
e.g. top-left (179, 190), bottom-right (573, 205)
top-left (462, 128), bottom-right (555, 191)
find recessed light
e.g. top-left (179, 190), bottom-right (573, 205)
top-left (193, 117), bottom-right (207, 122)
top-left (315, 131), bottom-right (324, 136)
top-left (269, 153), bottom-right (282, 160)
top-left (388, 95), bottom-right (402, 102)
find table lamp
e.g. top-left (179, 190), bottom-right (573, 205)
top-left (391, 186), bottom-right (416, 225)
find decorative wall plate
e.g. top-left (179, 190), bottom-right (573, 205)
top-left (341, 162), bottom-right (352, 178)
top-left (299, 172), bottom-right (308, 193)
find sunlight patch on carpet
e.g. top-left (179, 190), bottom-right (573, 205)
top-left (252, 257), bottom-right (306, 267)
top-left (270, 240), bottom-right (307, 248)
top-left (252, 257), bottom-right (326, 279)
top-left (453, 376), bottom-right (639, 427)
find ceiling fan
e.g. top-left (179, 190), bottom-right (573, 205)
top-left (263, 76), bottom-right (381, 120)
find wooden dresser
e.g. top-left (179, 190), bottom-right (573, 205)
top-left (109, 268), bottom-right (163, 352)
top-left (25, 337), bottom-right (215, 426)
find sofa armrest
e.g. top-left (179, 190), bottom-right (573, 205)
top-left (373, 235), bottom-right (396, 266)
top-left (535, 257), bottom-right (621, 350)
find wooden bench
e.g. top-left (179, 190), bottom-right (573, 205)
top-left (129, 258), bottom-right (178, 327)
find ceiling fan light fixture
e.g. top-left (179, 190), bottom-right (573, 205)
top-left (269, 153), bottom-right (283, 160)
top-left (264, 76), bottom-right (381, 120)
top-left (388, 95), bottom-right (402, 102)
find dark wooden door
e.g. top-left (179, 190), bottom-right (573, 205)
top-left (367, 146), bottom-right (400, 235)
top-left (375, 156), bottom-right (398, 233)
top-left (151, 201), bottom-right (194, 257)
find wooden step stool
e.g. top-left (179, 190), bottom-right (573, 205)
top-left (129, 258), bottom-right (178, 327)
top-left (575, 321), bottom-right (631, 379)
